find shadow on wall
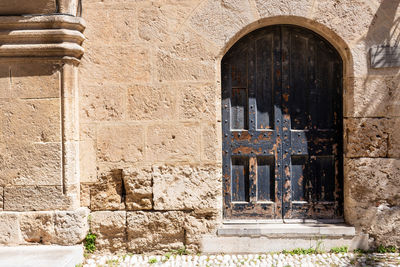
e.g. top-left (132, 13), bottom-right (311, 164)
top-left (353, 0), bottom-right (400, 247)
top-left (358, 0), bottom-right (400, 117)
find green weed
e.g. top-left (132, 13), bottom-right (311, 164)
top-left (282, 248), bottom-right (317, 255)
top-left (148, 258), bottom-right (157, 264)
top-left (330, 246), bottom-right (348, 253)
top-left (84, 232), bottom-right (97, 253)
top-left (353, 248), bottom-right (368, 254)
top-left (170, 246), bottom-right (189, 255)
top-left (376, 245), bottom-right (397, 253)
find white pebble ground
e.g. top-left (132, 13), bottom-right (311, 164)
top-left (83, 252), bottom-right (400, 267)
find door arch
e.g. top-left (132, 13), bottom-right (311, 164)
top-left (222, 25), bottom-right (343, 221)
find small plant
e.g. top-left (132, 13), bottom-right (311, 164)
top-left (330, 246), bottom-right (348, 253)
top-left (171, 246), bottom-right (189, 255)
top-left (353, 248), bottom-right (367, 254)
top-left (75, 264), bottom-right (83, 267)
top-left (164, 252), bottom-right (172, 260)
top-left (84, 232), bottom-right (97, 253)
top-left (148, 258), bottom-right (157, 264)
top-left (376, 245), bottom-right (397, 253)
top-left (315, 239), bottom-right (325, 253)
top-left (282, 248), bottom-right (316, 255)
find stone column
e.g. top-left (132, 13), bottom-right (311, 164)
top-left (0, 1), bottom-right (88, 245)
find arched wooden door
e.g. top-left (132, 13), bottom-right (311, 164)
top-left (222, 25), bottom-right (343, 221)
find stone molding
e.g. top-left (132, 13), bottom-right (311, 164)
top-left (0, 15), bottom-right (85, 60)
top-left (0, 0), bottom-right (81, 16)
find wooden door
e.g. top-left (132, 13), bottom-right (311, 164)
top-left (222, 25), bottom-right (343, 221)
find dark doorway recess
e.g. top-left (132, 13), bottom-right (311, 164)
top-left (222, 25), bottom-right (343, 221)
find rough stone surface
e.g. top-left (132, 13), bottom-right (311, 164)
top-left (8, 62), bottom-right (60, 99)
top-left (255, 0), bottom-right (313, 17)
top-left (3, 186), bottom-right (69, 211)
top-left (345, 158), bottom-right (400, 247)
top-left (137, 1), bottom-right (199, 43)
top-left (389, 118), bottom-right (400, 158)
top-left (345, 76), bottom-right (400, 117)
top-left (80, 45), bottom-right (150, 84)
top-left (123, 167), bottom-right (153, 211)
top-left (178, 84), bottom-right (216, 121)
top-left (159, 30), bottom-right (217, 62)
top-left (157, 51), bottom-right (215, 82)
top-left (79, 140), bottom-right (98, 183)
top-left (202, 123), bottom-right (219, 162)
top-left (313, 0), bottom-right (377, 43)
top-left (189, 0), bottom-right (255, 46)
top-left (97, 124), bottom-right (144, 163)
top-left (83, 7), bottom-right (136, 45)
top-left (369, 205), bottom-right (400, 248)
top-left (53, 208), bottom-right (89, 245)
top-left (0, 98), bottom-right (60, 143)
top-left (0, 187), bottom-right (3, 210)
top-left (80, 85), bottom-right (125, 122)
top-left (127, 85), bottom-right (176, 121)
top-left (0, 143), bottom-right (61, 186)
top-left (146, 123), bottom-right (201, 163)
top-left (80, 184), bottom-right (91, 208)
top-left (344, 118), bottom-right (389, 158)
top-left (0, 0), bottom-right (56, 15)
top-left (20, 212), bottom-right (54, 244)
top-left (153, 165), bottom-right (221, 210)
top-left (90, 169), bottom-right (125, 211)
top-left (345, 158), bottom-right (400, 208)
top-left (0, 213), bottom-right (21, 244)
top-left (90, 211), bottom-right (126, 253)
top-left (185, 210), bottom-right (219, 251)
top-left (127, 211), bottom-right (185, 253)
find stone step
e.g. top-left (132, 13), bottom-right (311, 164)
top-left (0, 245), bottom-right (83, 267)
top-left (201, 224), bottom-right (368, 253)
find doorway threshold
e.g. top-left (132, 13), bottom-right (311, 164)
top-left (218, 222), bottom-right (355, 237)
top-left (223, 218), bottom-right (345, 225)
top-left (201, 222), bottom-right (368, 253)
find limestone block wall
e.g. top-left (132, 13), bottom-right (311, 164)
top-left (0, 2), bottom-right (89, 246)
top-left (0, 0), bottom-right (397, 252)
top-left (79, 0), bottom-right (400, 252)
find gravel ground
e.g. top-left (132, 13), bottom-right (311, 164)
top-left (83, 252), bottom-right (400, 267)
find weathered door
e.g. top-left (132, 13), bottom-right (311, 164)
top-left (222, 25), bottom-right (343, 221)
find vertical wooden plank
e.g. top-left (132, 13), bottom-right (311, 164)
top-left (248, 37), bottom-right (257, 133)
top-left (231, 88), bottom-right (248, 129)
top-left (249, 157), bottom-right (257, 202)
top-left (289, 32), bottom-right (309, 130)
top-left (317, 156), bottom-right (335, 201)
top-left (257, 157), bottom-right (274, 201)
top-left (256, 34), bottom-right (274, 130)
top-left (231, 157), bottom-right (249, 202)
top-left (230, 46), bottom-right (248, 88)
top-left (313, 42), bottom-right (333, 129)
top-left (291, 156), bottom-right (308, 201)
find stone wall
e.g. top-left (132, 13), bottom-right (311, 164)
top-left (0, 0), bottom-right (398, 253)
top-left (79, 0), bottom-right (400, 252)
